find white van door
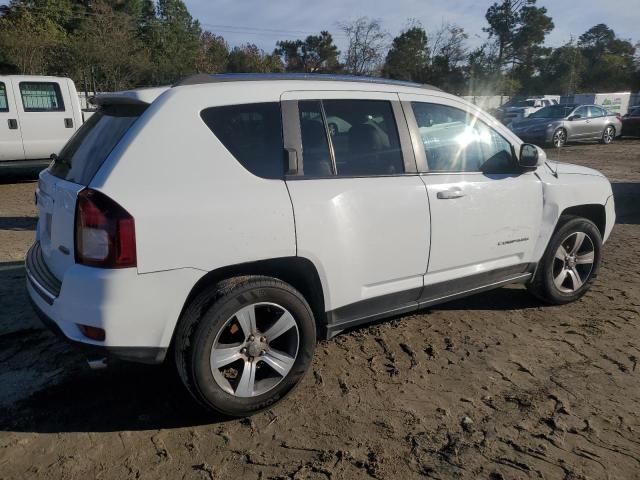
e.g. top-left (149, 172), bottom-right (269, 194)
top-left (13, 77), bottom-right (77, 159)
top-left (0, 77), bottom-right (25, 161)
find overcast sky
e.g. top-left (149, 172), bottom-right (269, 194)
top-left (184, 0), bottom-right (639, 52)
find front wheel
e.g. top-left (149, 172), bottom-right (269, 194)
top-left (601, 125), bottom-right (616, 144)
top-left (528, 216), bottom-right (602, 304)
top-left (174, 276), bottom-right (316, 417)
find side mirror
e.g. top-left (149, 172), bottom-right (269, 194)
top-left (568, 114), bottom-right (581, 121)
top-left (519, 143), bottom-right (545, 169)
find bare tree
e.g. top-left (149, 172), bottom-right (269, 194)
top-left (430, 22), bottom-right (469, 67)
top-left (339, 17), bottom-right (389, 75)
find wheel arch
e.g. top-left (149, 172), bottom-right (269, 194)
top-left (174, 257), bottom-right (327, 342)
top-left (559, 204), bottom-right (606, 237)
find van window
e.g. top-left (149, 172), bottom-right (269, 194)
top-left (412, 102), bottom-right (516, 173)
top-left (19, 82), bottom-right (65, 112)
top-left (201, 102), bottom-right (285, 179)
top-left (49, 104), bottom-right (146, 185)
top-left (0, 82), bottom-right (8, 112)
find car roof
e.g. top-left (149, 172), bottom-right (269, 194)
top-left (173, 73), bottom-right (441, 92)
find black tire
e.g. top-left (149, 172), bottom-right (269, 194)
top-left (601, 125), bottom-right (615, 144)
top-left (550, 128), bottom-right (567, 148)
top-left (174, 276), bottom-right (316, 417)
top-left (527, 216), bottom-right (602, 305)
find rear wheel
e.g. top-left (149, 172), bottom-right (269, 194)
top-left (528, 216), bottom-right (602, 304)
top-left (174, 276), bottom-right (316, 417)
top-left (551, 128), bottom-right (567, 148)
top-left (601, 125), bottom-right (615, 144)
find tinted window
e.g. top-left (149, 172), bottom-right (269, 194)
top-left (412, 102), bottom-right (515, 173)
top-left (49, 104), bottom-right (146, 185)
top-left (201, 102), bottom-right (285, 179)
top-left (529, 105), bottom-right (575, 119)
top-left (19, 82), bottom-right (65, 112)
top-left (631, 108), bottom-right (640, 117)
top-left (0, 82), bottom-right (8, 112)
top-left (299, 100), bottom-right (334, 176)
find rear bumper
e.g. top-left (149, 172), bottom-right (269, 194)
top-left (25, 241), bottom-right (205, 364)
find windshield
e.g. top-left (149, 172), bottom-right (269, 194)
top-left (49, 104), bottom-right (146, 185)
top-left (528, 105), bottom-right (575, 119)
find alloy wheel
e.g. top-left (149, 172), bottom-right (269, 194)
top-left (210, 302), bottom-right (299, 398)
top-left (552, 232), bottom-right (596, 293)
top-left (603, 126), bottom-right (615, 144)
top-left (553, 129), bottom-right (567, 148)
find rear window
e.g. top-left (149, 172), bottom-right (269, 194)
top-left (200, 102), bottom-right (285, 179)
top-left (20, 82), bottom-right (65, 112)
top-left (49, 104), bottom-right (146, 185)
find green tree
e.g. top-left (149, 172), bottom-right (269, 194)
top-left (227, 44), bottom-right (283, 73)
top-left (274, 31), bottom-right (340, 73)
top-left (382, 26), bottom-right (429, 82)
top-left (195, 31), bottom-right (229, 73)
top-left (578, 24), bottom-right (636, 91)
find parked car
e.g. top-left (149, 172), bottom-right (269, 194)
top-left (621, 107), bottom-right (640, 137)
top-left (497, 96), bottom-right (559, 124)
top-left (26, 74), bottom-right (615, 416)
top-left (0, 75), bottom-right (86, 167)
top-left (509, 104), bottom-right (622, 147)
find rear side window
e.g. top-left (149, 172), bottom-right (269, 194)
top-left (19, 82), bottom-right (65, 112)
top-left (201, 102), bottom-right (285, 179)
top-left (412, 102), bottom-right (515, 173)
top-left (298, 99), bottom-right (405, 177)
top-left (49, 104), bottom-right (146, 185)
top-left (0, 82), bottom-right (8, 112)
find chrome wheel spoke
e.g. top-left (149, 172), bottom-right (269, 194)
top-left (211, 344), bottom-right (243, 369)
top-left (570, 232), bottom-right (586, 255)
top-left (262, 348), bottom-right (295, 377)
top-left (576, 250), bottom-right (595, 265)
top-left (567, 267), bottom-right (584, 290)
top-left (555, 245), bottom-right (568, 261)
top-left (554, 269), bottom-right (568, 289)
top-left (235, 360), bottom-right (257, 397)
top-left (235, 305), bottom-right (257, 338)
top-left (263, 311), bottom-right (296, 342)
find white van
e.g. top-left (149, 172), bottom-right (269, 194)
top-left (0, 75), bottom-right (83, 165)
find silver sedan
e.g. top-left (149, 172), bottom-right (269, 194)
top-left (509, 104), bottom-right (622, 147)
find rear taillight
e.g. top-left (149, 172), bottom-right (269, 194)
top-left (75, 189), bottom-right (136, 268)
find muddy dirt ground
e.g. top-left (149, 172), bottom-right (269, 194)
top-left (1, 140), bottom-right (639, 480)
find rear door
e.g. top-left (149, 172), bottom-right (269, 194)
top-left (15, 77), bottom-right (77, 159)
top-left (36, 103), bottom-right (146, 280)
top-left (281, 90), bottom-right (430, 323)
top-left (0, 77), bottom-right (25, 161)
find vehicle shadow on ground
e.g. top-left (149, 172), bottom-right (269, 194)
top-left (612, 182), bottom-right (640, 224)
top-left (0, 216), bottom-right (37, 231)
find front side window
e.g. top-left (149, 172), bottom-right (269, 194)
top-left (411, 102), bottom-right (515, 173)
top-left (298, 99), bottom-right (404, 177)
top-left (19, 82), bottom-right (65, 112)
top-left (201, 102), bottom-right (285, 179)
top-left (0, 82), bottom-right (8, 112)
top-left (573, 106), bottom-right (589, 118)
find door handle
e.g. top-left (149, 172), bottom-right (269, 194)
top-left (64, 118), bottom-right (73, 128)
top-left (436, 188), bottom-right (465, 200)
top-left (7, 119), bottom-right (18, 129)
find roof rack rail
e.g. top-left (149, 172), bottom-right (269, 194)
top-left (173, 73), bottom-right (441, 91)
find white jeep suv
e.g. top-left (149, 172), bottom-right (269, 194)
top-left (26, 74), bottom-right (615, 416)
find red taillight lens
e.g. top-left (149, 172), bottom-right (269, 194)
top-left (75, 189), bottom-right (136, 268)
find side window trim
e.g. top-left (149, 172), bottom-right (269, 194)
top-left (400, 100), bottom-right (428, 172)
top-left (319, 100), bottom-right (338, 175)
top-left (392, 99), bottom-right (418, 173)
top-left (281, 100), bottom-right (302, 175)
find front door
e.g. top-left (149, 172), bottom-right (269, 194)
top-left (0, 78), bottom-right (25, 161)
top-left (567, 105), bottom-right (592, 139)
top-left (281, 91), bottom-right (431, 326)
top-left (399, 93), bottom-right (543, 295)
